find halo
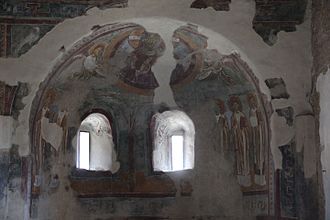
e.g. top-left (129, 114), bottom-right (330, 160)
top-left (88, 42), bottom-right (107, 55)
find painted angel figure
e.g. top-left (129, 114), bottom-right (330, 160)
top-left (215, 99), bottom-right (230, 153)
top-left (196, 50), bottom-right (244, 86)
top-left (71, 43), bottom-right (106, 80)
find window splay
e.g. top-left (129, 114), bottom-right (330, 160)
top-left (76, 113), bottom-right (120, 173)
top-left (152, 110), bottom-right (195, 172)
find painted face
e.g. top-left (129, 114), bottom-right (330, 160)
top-left (172, 37), bottom-right (191, 60)
top-left (248, 95), bottom-right (258, 108)
top-left (233, 102), bottom-right (240, 112)
top-left (219, 104), bottom-right (226, 114)
top-left (128, 29), bottom-right (145, 49)
top-left (216, 100), bottom-right (226, 114)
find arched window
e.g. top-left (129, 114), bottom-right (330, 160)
top-left (76, 113), bottom-right (120, 173)
top-left (151, 110), bottom-right (195, 172)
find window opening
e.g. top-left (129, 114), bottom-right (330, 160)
top-left (171, 135), bottom-right (184, 171)
top-left (152, 110), bottom-right (195, 172)
top-left (76, 112), bottom-right (120, 173)
top-left (77, 131), bottom-right (90, 170)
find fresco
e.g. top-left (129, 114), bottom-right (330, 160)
top-left (31, 22), bottom-right (270, 188)
top-left (68, 24), bottom-right (165, 94)
top-left (214, 99), bottom-right (230, 153)
top-left (10, 25), bottom-right (54, 57)
top-left (0, 81), bottom-right (18, 115)
top-left (0, 0), bottom-right (128, 57)
top-left (171, 24), bottom-right (247, 89)
top-left (279, 143), bottom-right (297, 218)
top-left (0, 0), bottom-right (308, 58)
top-left (109, 28), bottom-right (165, 90)
top-left (171, 24), bottom-right (269, 192)
top-left (29, 21), bottom-right (271, 218)
top-left (253, 0), bottom-right (307, 45)
top-left (29, 22), bottom-right (176, 201)
top-left (0, 81), bottom-right (29, 118)
top-left (215, 93), bottom-right (268, 190)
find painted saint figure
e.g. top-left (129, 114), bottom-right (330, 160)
top-left (228, 96), bottom-right (250, 183)
top-left (71, 43), bottom-right (106, 80)
top-left (120, 30), bottom-right (165, 90)
top-left (247, 93), bottom-right (266, 186)
top-left (170, 24), bottom-right (240, 87)
top-left (170, 23), bottom-right (208, 86)
top-left (215, 99), bottom-right (230, 153)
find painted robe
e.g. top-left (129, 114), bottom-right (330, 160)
top-left (215, 113), bottom-right (230, 153)
top-left (122, 52), bottom-right (159, 89)
top-left (231, 111), bottom-right (250, 176)
top-left (249, 107), bottom-right (266, 185)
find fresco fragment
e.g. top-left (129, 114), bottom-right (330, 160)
top-left (170, 24), bottom-right (269, 192)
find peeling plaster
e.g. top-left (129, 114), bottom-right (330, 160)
top-left (270, 113), bottom-right (294, 170)
top-left (40, 108), bottom-right (66, 151)
top-left (265, 78), bottom-right (290, 100)
top-left (253, 0), bottom-right (307, 46)
top-left (14, 84), bottom-right (38, 157)
top-left (276, 106), bottom-right (294, 126)
top-left (190, 0), bottom-right (231, 11)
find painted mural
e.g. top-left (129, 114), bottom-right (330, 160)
top-left (68, 23), bottom-right (165, 94)
top-left (279, 143), bottom-right (297, 217)
top-left (29, 21), bottom-right (272, 219)
top-left (30, 23), bottom-right (175, 203)
top-left (219, 95), bottom-right (268, 192)
top-left (0, 81), bottom-right (29, 118)
top-left (0, 0), bottom-right (128, 57)
top-left (171, 24), bottom-right (247, 88)
top-left (170, 24), bottom-right (269, 192)
top-left (0, 0), bottom-right (308, 59)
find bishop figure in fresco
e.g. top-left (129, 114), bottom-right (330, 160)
top-left (215, 99), bottom-right (230, 153)
top-left (120, 30), bottom-right (165, 90)
top-left (247, 93), bottom-right (266, 186)
top-left (228, 96), bottom-right (250, 183)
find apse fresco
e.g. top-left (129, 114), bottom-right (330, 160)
top-left (30, 22), bottom-right (270, 210)
top-left (30, 23), bottom-right (170, 200)
top-left (170, 24), bottom-right (269, 192)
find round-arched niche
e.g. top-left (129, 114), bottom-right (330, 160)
top-left (29, 17), bottom-right (273, 217)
